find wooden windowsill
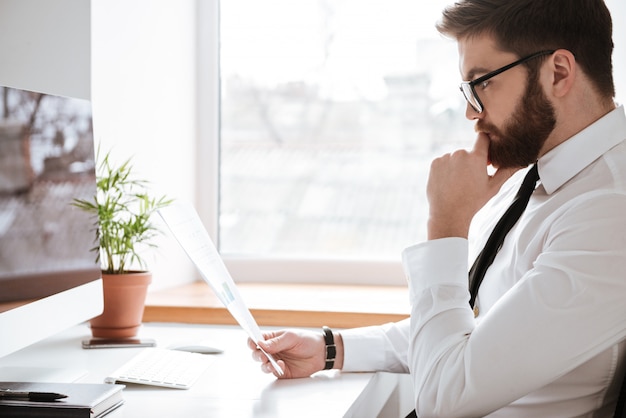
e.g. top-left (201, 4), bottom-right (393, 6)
top-left (144, 282), bottom-right (410, 329)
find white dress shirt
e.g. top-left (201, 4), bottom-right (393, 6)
top-left (341, 105), bottom-right (626, 417)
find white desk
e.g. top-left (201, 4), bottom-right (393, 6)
top-left (0, 323), bottom-right (411, 417)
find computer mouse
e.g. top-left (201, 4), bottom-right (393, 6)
top-left (170, 344), bottom-right (224, 355)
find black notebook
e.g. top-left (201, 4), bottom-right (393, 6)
top-left (0, 381), bottom-right (125, 418)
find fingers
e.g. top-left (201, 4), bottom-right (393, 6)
top-left (251, 343), bottom-right (277, 376)
top-left (261, 359), bottom-right (286, 377)
top-left (248, 336), bottom-right (271, 366)
top-left (471, 132), bottom-right (518, 189)
top-left (471, 132), bottom-right (491, 162)
top-left (260, 361), bottom-right (274, 374)
top-left (256, 331), bottom-right (291, 355)
top-left (251, 343), bottom-right (289, 378)
top-left (249, 334), bottom-right (283, 369)
top-left (247, 331), bottom-right (279, 351)
top-left (247, 337), bottom-right (258, 350)
top-left (426, 131), bottom-right (524, 240)
top-left (251, 346), bottom-right (268, 363)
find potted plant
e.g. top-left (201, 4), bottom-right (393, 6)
top-left (73, 149), bottom-right (172, 338)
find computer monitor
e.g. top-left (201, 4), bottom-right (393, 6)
top-left (0, 85), bottom-right (103, 376)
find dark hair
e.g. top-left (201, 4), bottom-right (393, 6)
top-left (436, 0), bottom-right (615, 98)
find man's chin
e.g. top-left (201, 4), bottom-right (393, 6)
top-left (490, 159), bottom-right (532, 170)
top-left (488, 151), bottom-right (525, 170)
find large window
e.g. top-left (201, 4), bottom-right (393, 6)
top-left (219, 1), bottom-right (470, 279)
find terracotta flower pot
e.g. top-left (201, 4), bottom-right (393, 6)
top-left (90, 271), bottom-right (152, 338)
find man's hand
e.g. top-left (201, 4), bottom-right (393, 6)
top-left (249, 329), bottom-right (343, 379)
top-left (426, 133), bottom-right (518, 240)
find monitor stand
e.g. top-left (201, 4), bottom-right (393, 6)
top-left (0, 366), bottom-right (87, 383)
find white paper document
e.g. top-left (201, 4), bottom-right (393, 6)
top-left (158, 202), bottom-right (284, 376)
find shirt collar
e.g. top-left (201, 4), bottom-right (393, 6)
top-left (538, 105), bottom-right (626, 195)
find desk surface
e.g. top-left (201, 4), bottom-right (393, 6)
top-left (0, 323), bottom-right (407, 418)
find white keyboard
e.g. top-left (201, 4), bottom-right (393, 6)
top-left (104, 347), bottom-right (215, 389)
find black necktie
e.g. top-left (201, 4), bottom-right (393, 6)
top-left (468, 164), bottom-right (539, 308)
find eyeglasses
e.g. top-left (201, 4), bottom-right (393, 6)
top-left (459, 50), bottom-right (556, 113)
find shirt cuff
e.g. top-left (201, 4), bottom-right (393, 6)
top-left (340, 325), bottom-right (388, 372)
top-left (402, 238), bottom-right (469, 297)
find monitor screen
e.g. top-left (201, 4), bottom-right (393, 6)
top-left (0, 85), bottom-right (103, 363)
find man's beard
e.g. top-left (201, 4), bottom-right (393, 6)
top-left (476, 72), bottom-right (557, 169)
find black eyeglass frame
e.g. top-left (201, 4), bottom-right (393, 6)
top-left (459, 50), bottom-right (556, 113)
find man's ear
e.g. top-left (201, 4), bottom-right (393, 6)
top-left (549, 49), bottom-right (576, 98)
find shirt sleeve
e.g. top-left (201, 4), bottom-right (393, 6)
top-left (340, 318), bottom-right (411, 373)
top-left (340, 238), bottom-right (470, 374)
top-left (402, 192), bottom-right (626, 417)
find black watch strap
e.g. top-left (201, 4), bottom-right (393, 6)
top-left (322, 326), bottom-right (336, 370)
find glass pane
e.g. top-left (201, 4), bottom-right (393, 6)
top-left (220, 0), bottom-right (471, 259)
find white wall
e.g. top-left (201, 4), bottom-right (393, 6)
top-left (91, 0), bottom-right (199, 289)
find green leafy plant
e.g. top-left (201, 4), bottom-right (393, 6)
top-left (73, 150), bottom-right (172, 274)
